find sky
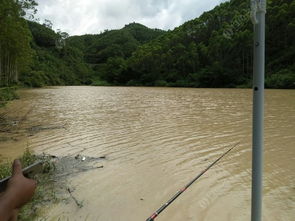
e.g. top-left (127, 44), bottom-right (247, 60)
top-left (35, 0), bottom-right (225, 36)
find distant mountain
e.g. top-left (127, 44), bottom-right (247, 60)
top-left (69, 23), bottom-right (165, 64)
top-left (19, 0), bottom-right (295, 88)
top-left (118, 0), bottom-right (295, 88)
top-left (20, 22), bottom-right (165, 86)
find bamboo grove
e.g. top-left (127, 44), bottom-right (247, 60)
top-left (0, 0), bottom-right (37, 87)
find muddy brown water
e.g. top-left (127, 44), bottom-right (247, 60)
top-left (0, 86), bottom-right (294, 221)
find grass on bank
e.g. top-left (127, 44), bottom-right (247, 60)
top-left (0, 149), bottom-right (57, 220)
top-left (0, 87), bottom-right (19, 107)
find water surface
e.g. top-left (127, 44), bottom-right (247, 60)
top-left (0, 86), bottom-right (294, 221)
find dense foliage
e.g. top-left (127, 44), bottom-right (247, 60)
top-left (66, 23), bottom-right (165, 86)
top-left (0, 0), bottom-right (36, 86)
top-left (1, 0), bottom-right (294, 89)
top-left (0, 87), bottom-right (18, 107)
top-left (18, 21), bottom-right (165, 87)
top-left (106, 0), bottom-right (294, 88)
top-left (20, 21), bottom-right (94, 87)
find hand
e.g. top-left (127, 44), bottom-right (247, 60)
top-left (6, 159), bottom-right (37, 209)
top-left (0, 159), bottom-right (37, 221)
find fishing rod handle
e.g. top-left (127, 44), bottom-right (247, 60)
top-left (0, 161), bottom-right (43, 192)
top-left (146, 213), bottom-right (158, 221)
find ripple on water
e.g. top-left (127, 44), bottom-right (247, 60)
top-left (2, 86), bottom-right (293, 221)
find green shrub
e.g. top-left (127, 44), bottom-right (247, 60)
top-left (154, 80), bottom-right (168, 87)
top-left (21, 71), bottom-right (48, 87)
top-left (266, 69), bottom-right (295, 89)
top-left (0, 149), bottom-right (38, 179)
top-left (0, 87), bottom-right (18, 107)
top-left (91, 78), bottom-right (110, 86)
top-left (126, 80), bottom-right (141, 86)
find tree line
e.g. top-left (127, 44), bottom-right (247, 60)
top-left (94, 0), bottom-right (294, 88)
top-left (0, 0), bottom-right (294, 88)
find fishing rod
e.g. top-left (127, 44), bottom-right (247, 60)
top-left (146, 142), bottom-right (239, 221)
top-left (0, 161), bottom-right (43, 192)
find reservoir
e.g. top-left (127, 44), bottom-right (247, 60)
top-left (0, 86), bottom-right (294, 221)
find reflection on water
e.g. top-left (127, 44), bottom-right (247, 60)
top-left (0, 86), bottom-right (294, 221)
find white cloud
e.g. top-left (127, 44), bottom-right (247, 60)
top-left (35, 0), bottom-right (222, 35)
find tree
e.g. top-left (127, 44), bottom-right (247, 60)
top-left (43, 19), bottom-right (53, 29)
top-left (56, 29), bottom-right (69, 50)
top-left (0, 0), bottom-right (37, 86)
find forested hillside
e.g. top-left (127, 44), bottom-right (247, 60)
top-left (18, 21), bottom-right (88, 86)
top-left (66, 23), bottom-right (165, 86)
top-left (0, 0), bottom-right (165, 87)
top-left (17, 21), bottom-right (165, 87)
top-left (103, 0), bottom-right (295, 88)
top-left (0, 0), bottom-right (294, 89)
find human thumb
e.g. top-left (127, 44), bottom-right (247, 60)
top-left (12, 159), bottom-right (22, 176)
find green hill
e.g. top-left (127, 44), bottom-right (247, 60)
top-left (1, 0), bottom-right (294, 89)
top-left (19, 21), bottom-right (93, 86)
top-left (115, 0), bottom-right (295, 88)
top-left (20, 22), bottom-right (165, 87)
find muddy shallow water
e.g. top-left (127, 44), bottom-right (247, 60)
top-left (0, 86), bottom-right (294, 221)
